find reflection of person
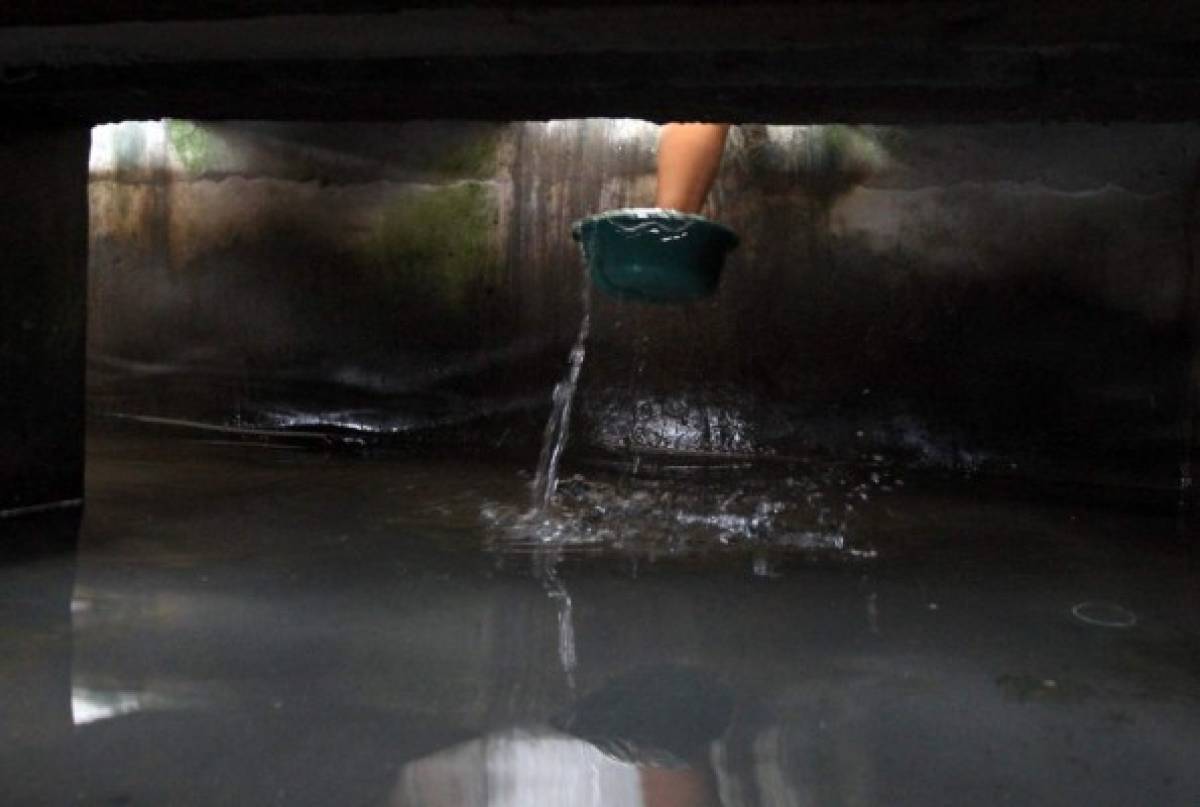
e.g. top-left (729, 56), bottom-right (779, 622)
top-left (393, 728), bottom-right (719, 807)
top-left (394, 666), bottom-right (731, 807)
top-left (655, 124), bottom-right (732, 215)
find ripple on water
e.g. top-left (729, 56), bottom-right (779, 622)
top-left (484, 466), bottom-right (890, 563)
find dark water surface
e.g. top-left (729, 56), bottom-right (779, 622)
top-left (2, 432), bottom-right (1198, 805)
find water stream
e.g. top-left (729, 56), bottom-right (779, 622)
top-left (527, 265), bottom-right (591, 691)
top-left (531, 270), bottom-right (592, 511)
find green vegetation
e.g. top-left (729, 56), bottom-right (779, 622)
top-left (361, 182), bottom-right (500, 323)
top-left (166, 119), bottom-right (221, 174)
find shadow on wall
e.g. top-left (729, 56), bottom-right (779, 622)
top-left (87, 119), bottom-right (1200, 496)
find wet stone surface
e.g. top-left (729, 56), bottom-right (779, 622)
top-left (0, 431), bottom-right (1198, 806)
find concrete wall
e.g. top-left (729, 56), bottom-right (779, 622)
top-left (1, 127), bottom-right (89, 517)
top-left (89, 121), bottom-right (520, 436)
top-left (87, 120), bottom-right (1200, 499)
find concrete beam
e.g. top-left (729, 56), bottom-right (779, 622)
top-left (1, 4), bottom-right (1200, 122)
top-left (2, 2), bottom-right (1200, 44)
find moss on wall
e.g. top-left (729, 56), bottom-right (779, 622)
top-left (360, 181), bottom-right (501, 332)
top-left (167, 119), bottom-right (225, 175)
top-left (432, 126), bottom-right (504, 179)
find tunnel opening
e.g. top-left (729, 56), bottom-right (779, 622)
top-left (84, 119), bottom-right (1200, 516)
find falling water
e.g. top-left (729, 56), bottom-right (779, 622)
top-left (527, 264), bottom-right (591, 692)
top-left (531, 271), bottom-right (592, 511)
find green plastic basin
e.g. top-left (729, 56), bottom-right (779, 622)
top-left (571, 208), bottom-right (740, 303)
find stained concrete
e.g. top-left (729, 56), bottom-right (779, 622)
top-left (86, 121), bottom-right (1200, 506)
top-left (1, 430), bottom-right (1196, 805)
top-left (0, 127), bottom-right (89, 518)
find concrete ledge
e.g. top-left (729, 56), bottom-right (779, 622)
top-left (2, 4), bottom-right (1200, 121)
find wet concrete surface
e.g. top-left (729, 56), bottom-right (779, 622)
top-left (1, 431), bottom-right (1198, 805)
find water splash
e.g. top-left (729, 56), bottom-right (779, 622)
top-left (486, 465), bottom-right (890, 562)
top-left (531, 268), bottom-right (592, 511)
top-left (544, 565), bottom-right (578, 692)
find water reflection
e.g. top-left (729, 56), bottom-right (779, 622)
top-left (397, 728), bottom-right (719, 807)
top-left (22, 435), bottom-right (1198, 806)
top-left (395, 666), bottom-right (729, 807)
top-left (71, 687), bottom-right (148, 726)
top-left (0, 510), bottom-right (79, 750)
